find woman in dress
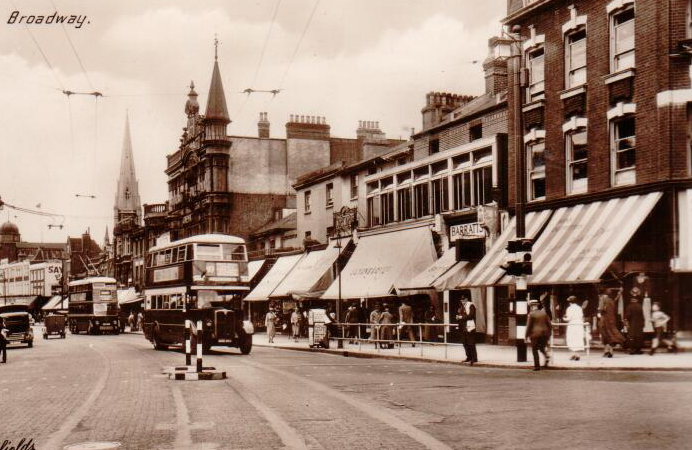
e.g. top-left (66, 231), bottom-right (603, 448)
top-left (564, 296), bottom-right (585, 360)
top-left (598, 291), bottom-right (625, 357)
top-left (265, 307), bottom-right (277, 343)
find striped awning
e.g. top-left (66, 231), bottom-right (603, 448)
top-left (501, 192), bottom-right (662, 285)
top-left (459, 210), bottom-right (552, 287)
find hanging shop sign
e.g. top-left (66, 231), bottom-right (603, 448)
top-left (449, 222), bottom-right (486, 242)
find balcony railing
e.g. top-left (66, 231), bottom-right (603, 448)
top-left (247, 247), bottom-right (302, 260)
top-left (144, 203), bottom-right (168, 219)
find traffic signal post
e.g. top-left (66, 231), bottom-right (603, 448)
top-left (501, 238), bottom-right (533, 362)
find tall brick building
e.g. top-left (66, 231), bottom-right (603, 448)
top-left (461, 0), bottom-right (692, 336)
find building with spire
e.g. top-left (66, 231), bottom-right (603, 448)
top-left (165, 42), bottom-right (403, 243)
top-left (113, 114), bottom-right (143, 285)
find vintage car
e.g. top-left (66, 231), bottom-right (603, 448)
top-left (43, 314), bottom-right (67, 339)
top-left (0, 304), bottom-right (34, 347)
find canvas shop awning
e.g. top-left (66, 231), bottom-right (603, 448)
top-left (496, 191), bottom-right (662, 285)
top-left (321, 226), bottom-right (437, 300)
top-left (244, 254), bottom-right (303, 302)
top-left (459, 210), bottom-right (553, 287)
top-left (42, 295), bottom-right (68, 311)
top-left (270, 240), bottom-right (347, 300)
top-left (399, 247), bottom-right (473, 292)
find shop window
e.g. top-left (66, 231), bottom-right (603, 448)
top-left (473, 166), bottom-right (493, 206)
top-left (611, 115), bottom-right (636, 186)
top-left (381, 192), bottom-right (395, 225)
top-left (397, 188), bottom-right (412, 221)
top-left (350, 174), bottom-right (358, 199)
top-left (431, 178), bottom-right (449, 214)
top-left (470, 123), bottom-right (483, 141)
top-left (453, 172), bottom-right (472, 210)
top-left (565, 28), bottom-right (587, 88)
top-left (527, 139), bottom-right (546, 200)
top-left (326, 183), bottom-right (334, 208)
top-left (397, 171), bottom-right (412, 185)
top-left (380, 176), bottom-right (394, 190)
top-left (304, 190), bottom-right (311, 214)
top-left (452, 153), bottom-right (471, 170)
top-left (526, 46), bottom-right (545, 102)
top-left (413, 183), bottom-right (430, 218)
top-left (566, 128), bottom-right (588, 194)
top-left (611, 6), bottom-right (635, 72)
top-left (367, 196), bottom-right (381, 226)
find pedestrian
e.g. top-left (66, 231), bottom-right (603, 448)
top-left (127, 312), bottom-right (135, 333)
top-left (456, 295), bottom-right (477, 364)
top-left (625, 287), bottom-right (645, 354)
top-left (525, 299), bottom-right (552, 371)
top-left (0, 318), bottom-right (8, 364)
top-left (345, 305), bottom-right (359, 344)
top-left (564, 296), bottom-right (585, 361)
top-left (398, 301), bottom-right (416, 347)
top-left (597, 290), bottom-right (625, 358)
top-left (137, 311), bottom-right (144, 332)
top-left (369, 304), bottom-right (382, 348)
top-left (325, 306), bottom-right (338, 341)
top-left (265, 307), bottom-right (277, 343)
top-left (291, 308), bottom-right (301, 342)
top-left (380, 306), bottom-right (394, 348)
top-left (650, 302), bottom-right (677, 355)
top-left (423, 304), bottom-right (438, 342)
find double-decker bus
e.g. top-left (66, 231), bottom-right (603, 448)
top-left (142, 234), bottom-right (254, 354)
top-left (68, 277), bottom-right (120, 334)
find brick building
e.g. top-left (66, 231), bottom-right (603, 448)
top-left (460, 0), bottom-right (692, 339)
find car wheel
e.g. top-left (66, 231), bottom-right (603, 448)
top-left (239, 330), bottom-right (252, 355)
top-left (153, 327), bottom-right (167, 350)
top-left (28, 340), bottom-right (33, 348)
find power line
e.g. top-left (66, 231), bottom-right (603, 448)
top-left (9, 0), bottom-right (65, 90)
top-left (250, 0), bottom-right (283, 88)
top-left (50, 0), bottom-right (94, 90)
top-left (277, 0), bottom-right (320, 89)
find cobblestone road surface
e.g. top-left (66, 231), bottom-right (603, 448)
top-left (1, 331), bottom-right (691, 450)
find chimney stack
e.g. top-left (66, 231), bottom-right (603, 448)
top-left (258, 111), bottom-right (270, 138)
top-left (483, 36), bottom-right (511, 96)
top-left (421, 92), bottom-right (475, 130)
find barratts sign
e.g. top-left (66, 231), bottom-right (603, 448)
top-left (449, 222), bottom-right (485, 241)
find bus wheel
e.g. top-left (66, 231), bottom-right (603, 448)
top-left (202, 341), bottom-right (212, 354)
top-left (239, 331), bottom-right (252, 355)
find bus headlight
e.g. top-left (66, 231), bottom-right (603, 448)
top-left (242, 320), bottom-right (254, 335)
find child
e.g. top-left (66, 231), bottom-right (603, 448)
top-left (650, 302), bottom-right (677, 355)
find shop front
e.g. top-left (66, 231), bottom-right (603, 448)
top-left (461, 192), bottom-right (677, 344)
top-left (321, 225), bottom-right (438, 326)
top-left (244, 253), bottom-right (303, 330)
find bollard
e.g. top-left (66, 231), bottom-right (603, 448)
top-left (196, 320), bottom-right (203, 373)
top-left (185, 319), bottom-right (192, 366)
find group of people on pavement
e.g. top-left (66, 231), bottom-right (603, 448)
top-left (264, 305), bottom-right (309, 343)
top-left (525, 286), bottom-right (678, 371)
top-left (127, 311), bottom-right (144, 333)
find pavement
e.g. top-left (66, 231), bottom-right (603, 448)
top-left (2, 330), bottom-right (692, 449)
top-left (253, 332), bottom-right (692, 371)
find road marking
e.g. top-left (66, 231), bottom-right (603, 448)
top-left (41, 344), bottom-right (110, 450)
top-left (224, 381), bottom-right (311, 450)
top-left (170, 385), bottom-right (219, 450)
top-left (239, 359), bottom-right (453, 450)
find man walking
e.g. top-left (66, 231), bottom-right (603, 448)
top-left (456, 295), bottom-right (477, 364)
top-left (0, 318), bottom-right (8, 364)
top-left (398, 301), bottom-right (416, 347)
top-left (525, 299), bottom-right (552, 371)
top-left (369, 304), bottom-right (382, 348)
top-left (625, 287), bottom-right (645, 354)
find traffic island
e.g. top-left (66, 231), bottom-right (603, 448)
top-left (162, 365), bottom-right (227, 381)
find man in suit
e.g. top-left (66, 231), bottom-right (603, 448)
top-left (398, 301), bottom-right (416, 346)
top-left (456, 294), bottom-right (478, 364)
top-left (0, 318), bottom-right (8, 363)
top-left (525, 299), bottom-right (552, 371)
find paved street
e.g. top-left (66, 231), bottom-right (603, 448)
top-left (1, 331), bottom-right (692, 450)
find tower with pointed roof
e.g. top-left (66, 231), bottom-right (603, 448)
top-left (165, 38), bottom-right (232, 239)
top-left (114, 113), bottom-right (142, 226)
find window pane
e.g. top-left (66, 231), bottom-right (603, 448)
top-left (572, 160), bottom-right (588, 181)
top-left (615, 19), bottom-right (634, 54)
top-left (570, 37), bottom-right (586, 69)
top-left (532, 178), bottom-right (546, 199)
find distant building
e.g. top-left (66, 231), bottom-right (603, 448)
top-left (66, 230), bottom-right (102, 280)
top-left (0, 221), bottom-right (67, 263)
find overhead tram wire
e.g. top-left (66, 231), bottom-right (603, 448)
top-left (50, 0), bottom-right (94, 90)
top-left (262, 0), bottom-right (320, 114)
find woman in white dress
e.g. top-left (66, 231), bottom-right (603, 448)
top-left (265, 308), bottom-right (277, 343)
top-left (564, 296), bottom-right (585, 360)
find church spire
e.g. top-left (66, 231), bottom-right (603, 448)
top-left (205, 38), bottom-right (230, 124)
top-left (104, 226), bottom-right (110, 246)
top-left (114, 112), bottom-right (142, 225)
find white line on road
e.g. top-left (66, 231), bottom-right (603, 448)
top-left (238, 359), bottom-right (453, 450)
top-left (224, 380), bottom-right (312, 450)
top-left (41, 343), bottom-right (111, 450)
top-left (170, 385), bottom-right (219, 450)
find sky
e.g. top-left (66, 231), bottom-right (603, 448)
top-left (0, 0), bottom-right (505, 245)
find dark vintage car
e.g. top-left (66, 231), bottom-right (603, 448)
top-left (43, 314), bottom-right (67, 339)
top-left (0, 304), bottom-right (34, 347)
